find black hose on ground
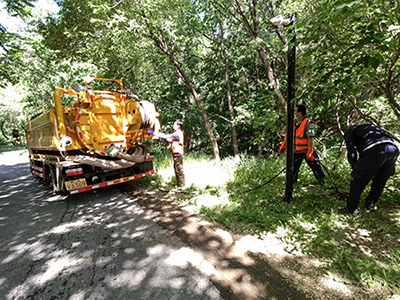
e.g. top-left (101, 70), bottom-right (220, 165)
top-left (237, 166), bottom-right (287, 194)
top-left (319, 161), bottom-right (347, 200)
top-left (235, 157), bottom-right (303, 195)
top-left (237, 156), bottom-right (346, 199)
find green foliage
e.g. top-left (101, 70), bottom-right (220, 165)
top-left (152, 151), bottom-right (174, 170)
top-left (1, 0), bottom-right (399, 296)
top-left (2, 0), bottom-right (400, 155)
top-left (1, 0), bottom-right (34, 18)
top-left (297, 0), bottom-right (400, 137)
top-left (0, 143), bottom-right (24, 152)
top-left (0, 28), bottom-right (25, 88)
top-left (0, 83), bottom-right (26, 147)
top-left (0, 1), bottom-right (398, 297)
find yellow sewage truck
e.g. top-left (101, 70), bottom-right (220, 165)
top-left (26, 78), bottom-right (160, 195)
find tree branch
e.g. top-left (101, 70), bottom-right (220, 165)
top-left (233, 0), bottom-right (255, 37)
top-left (349, 96), bottom-right (400, 143)
top-left (1, 121), bottom-right (10, 140)
top-left (211, 114), bottom-right (232, 123)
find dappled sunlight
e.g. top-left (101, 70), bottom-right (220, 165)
top-left (195, 192), bottom-right (231, 209)
top-left (232, 232), bottom-right (359, 297)
top-left (174, 153), bottom-right (400, 298)
top-left (320, 273), bottom-right (351, 294)
top-left (43, 194), bottom-right (69, 202)
top-left (234, 232), bottom-right (288, 257)
top-left (330, 217), bottom-right (348, 229)
top-left (146, 164), bottom-right (398, 300)
top-left (0, 277), bottom-right (5, 288)
top-left (2, 176), bottom-right (31, 184)
top-left (167, 247), bottom-right (219, 278)
top-left (69, 290), bottom-right (86, 300)
top-left (7, 254), bottom-right (92, 299)
top-left (105, 269), bottom-right (147, 289)
top-left (2, 242), bottom-right (30, 264)
top-left (0, 149), bottom-right (29, 166)
top-left (1, 190), bottom-right (221, 299)
top-left (185, 160), bottom-right (236, 189)
top-left (1, 154), bottom-right (223, 299)
top-left (36, 255), bottom-right (92, 284)
top-left (2, 149), bottom-right (397, 299)
top-left (124, 187), bottom-right (312, 300)
top-left (355, 228), bottom-right (372, 239)
top-left (389, 210), bottom-right (400, 225)
top-left (49, 220), bottom-right (88, 234)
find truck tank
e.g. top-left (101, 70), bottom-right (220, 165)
top-left (26, 78), bottom-right (160, 194)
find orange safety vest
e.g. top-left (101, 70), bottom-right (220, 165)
top-left (172, 129), bottom-right (184, 155)
top-left (294, 118), bottom-right (314, 153)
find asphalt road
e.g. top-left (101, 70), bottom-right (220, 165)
top-left (0, 150), bottom-right (224, 300)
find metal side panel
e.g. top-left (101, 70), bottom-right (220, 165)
top-left (28, 110), bottom-right (58, 151)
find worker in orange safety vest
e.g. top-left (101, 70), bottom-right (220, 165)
top-left (153, 119), bottom-right (185, 187)
top-left (279, 104), bottom-right (327, 187)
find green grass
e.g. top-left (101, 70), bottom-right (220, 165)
top-left (0, 144), bottom-right (25, 153)
top-left (150, 151), bottom-right (400, 297)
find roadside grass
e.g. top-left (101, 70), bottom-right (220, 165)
top-left (0, 144), bottom-right (25, 153)
top-left (150, 151), bottom-right (400, 297)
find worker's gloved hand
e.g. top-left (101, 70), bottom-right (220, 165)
top-left (148, 129), bottom-right (155, 135)
top-left (278, 142), bottom-right (287, 154)
top-left (306, 148), bottom-right (315, 161)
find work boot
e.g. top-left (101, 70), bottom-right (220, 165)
top-left (365, 199), bottom-right (377, 211)
top-left (338, 206), bottom-right (360, 216)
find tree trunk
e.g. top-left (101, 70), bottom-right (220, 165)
top-left (171, 58), bottom-right (220, 160)
top-left (257, 126), bottom-right (267, 156)
top-left (256, 48), bottom-right (287, 114)
top-left (149, 29), bottom-right (220, 160)
top-left (384, 49), bottom-right (400, 120)
top-left (231, 0), bottom-right (287, 114)
top-left (219, 19), bottom-right (239, 158)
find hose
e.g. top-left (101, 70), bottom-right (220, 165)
top-left (138, 101), bottom-right (158, 129)
top-left (319, 161), bottom-right (346, 200)
top-left (237, 166), bottom-right (287, 194)
top-left (237, 156), bottom-right (345, 199)
top-left (109, 88), bottom-right (160, 131)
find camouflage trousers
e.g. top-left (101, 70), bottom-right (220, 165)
top-left (173, 155), bottom-right (185, 187)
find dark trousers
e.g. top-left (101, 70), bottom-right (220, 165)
top-left (294, 150), bottom-right (326, 184)
top-left (347, 144), bottom-right (398, 210)
top-left (173, 155), bottom-right (185, 187)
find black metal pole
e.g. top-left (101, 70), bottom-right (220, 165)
top-left (283, 15), bottom-right (296, 204)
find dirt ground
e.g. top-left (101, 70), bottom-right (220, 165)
top-left (122, 184), bottom-right (395, 300)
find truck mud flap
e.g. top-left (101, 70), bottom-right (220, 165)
top-left (69, 169), bottom-right (158, 195)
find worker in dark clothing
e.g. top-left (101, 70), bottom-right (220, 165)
top-left (279, 104), bottom-right (326, 186)
top-left (339, 124), bottom-right (399, 215)
top-left (149, 120), bottom-right (185, 187)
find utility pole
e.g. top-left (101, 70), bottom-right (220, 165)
top-left (283, 15), bottom-right (296, 204)
top-left (269, 14), bottom-right (296, 203)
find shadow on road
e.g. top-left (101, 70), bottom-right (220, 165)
top-left (0, 159), bottom-right (222, 299)
top-left (124, 186), bottom-right (314, 300)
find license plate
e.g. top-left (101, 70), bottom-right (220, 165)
top-left (65, 178), bottom-right (87, 191)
